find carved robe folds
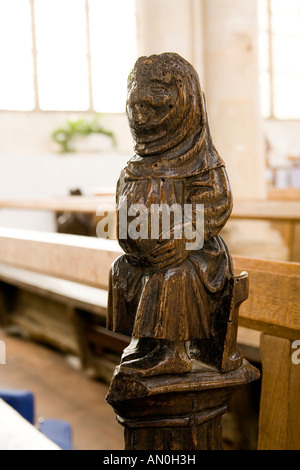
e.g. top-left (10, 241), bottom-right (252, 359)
top-left (108, 102), bottom-right (233, 344)
top-left (108, 166), bottom-right (233, 341)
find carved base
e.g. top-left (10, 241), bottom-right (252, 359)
top-left (106, 360), bottom-right (260, 450)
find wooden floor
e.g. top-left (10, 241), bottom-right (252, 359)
top-left (0, 327), bottom-right (261, 451)
top-left (0, 328), bottom-right (124, 450)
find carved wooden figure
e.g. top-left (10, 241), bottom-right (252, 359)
top-left (106, 53), bottom-right (259, 450)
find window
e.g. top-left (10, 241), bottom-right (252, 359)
top-left (258, 0), bottom-right (300, 119)
top-left (0, 0), bottom-right (137, 113)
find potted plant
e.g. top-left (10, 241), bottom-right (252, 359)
top-left (51, 114), bottom-right (116, 153)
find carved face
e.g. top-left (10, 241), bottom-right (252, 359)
top-left (126, 59), bottom-right (178, 131)
top-left (126, 53), bottom-right (202, 157)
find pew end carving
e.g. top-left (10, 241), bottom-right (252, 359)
top-left (105, 53), bottom-right (260, 450)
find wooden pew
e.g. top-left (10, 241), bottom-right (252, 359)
top-left (230, 200), bottom-right (300, 263)
top-left (0, 227), bottom-right (299, 449)
top-left (1, 196), bottom-right (299, 261)
top-left (0, 229), bottom-right (126, 383)
top-left (0, 196), bottom-right (115, 213)
top-left (0, 263), bottom-right (122, 383)
top-left (267, 187), bottom-right (300, 201)
top-left (267, 188), bottom-right (300, 262)
top-left (1, 197), bottom-right (299, 222)
top-left (0, 195), bottom-right (117, 240)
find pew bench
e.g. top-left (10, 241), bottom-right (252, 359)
top-left (0, 227), bottom-right (299, 449)
top-left (0, 262), bottom-right (128, 384)
top-left (1, 196), bottom-right (300, 261)
top-left (0, 261), bottom-right (257, 380)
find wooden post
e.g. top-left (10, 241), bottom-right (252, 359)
top-left (258, 334), bottom-right (300, 450)
top-left (107, 361), bottom-right (259, 450)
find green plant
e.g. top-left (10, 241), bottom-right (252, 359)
top-left (51, 114), bottom-right (116, 153)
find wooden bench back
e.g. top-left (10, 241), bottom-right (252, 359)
top-left (0, 227), bottom-right (299, 449)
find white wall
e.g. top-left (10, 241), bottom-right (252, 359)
top-left (0, 111), bottom-right (133, 156)
top-left (0, 151), bottom-right (129, 231)
top-left (0, 111), bottom-right (132, 231)
top-left (135, 0), bottom-right (205, 84)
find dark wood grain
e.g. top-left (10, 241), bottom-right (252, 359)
top-left (106, 53), bottom-right (260, 450)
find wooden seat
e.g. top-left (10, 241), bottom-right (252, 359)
top-left (1, 196), bottom-right (300, 260)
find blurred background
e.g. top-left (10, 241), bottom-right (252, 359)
top-left (0, 0), bottom-right (299, 262)
top-left (0, 0), bottom-right (299, 451)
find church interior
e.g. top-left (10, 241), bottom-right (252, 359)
top-left (0, 0), bottom-right (299, 451)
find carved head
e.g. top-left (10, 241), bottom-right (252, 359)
top-left (126, 53), bottom-right (203, 157)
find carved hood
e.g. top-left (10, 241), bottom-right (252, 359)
top-left (126, 52), bottom-right (225, 179)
